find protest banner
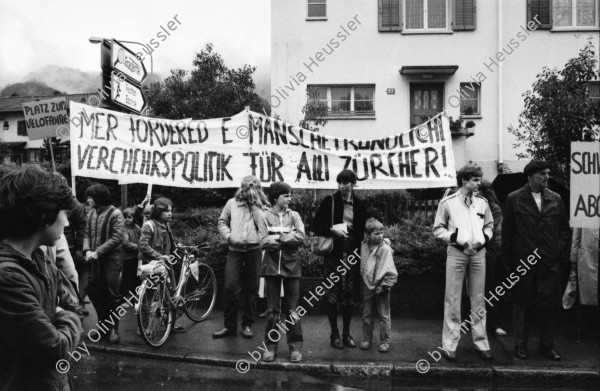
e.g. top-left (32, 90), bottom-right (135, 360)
top-left (570, 142), bottom-right (600, 228)
top-left (22, 97), bottom-right (69, 140)
top-left (69, 101), bottom-right (456, 189)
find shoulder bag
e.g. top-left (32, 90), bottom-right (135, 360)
top-left (310, 196), bottom-right (334, 255)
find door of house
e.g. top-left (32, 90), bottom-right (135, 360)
top-left (410, 83), bottom-right (444, 128)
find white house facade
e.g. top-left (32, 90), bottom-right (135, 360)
top-left (271, 0), bottom-right (600, 181)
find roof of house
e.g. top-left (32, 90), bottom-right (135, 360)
top-left (0, 93), bottom-right (109, 113)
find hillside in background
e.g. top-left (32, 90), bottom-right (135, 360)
top-left (23, 65), bottom-right (99, 94)
top-left (1, 63), bottom-right (269, 101)
top-left (0, 81), bottom-right (62, 97)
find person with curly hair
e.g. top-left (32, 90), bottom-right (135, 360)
top-left (213, 176), bottom-right (270, 339)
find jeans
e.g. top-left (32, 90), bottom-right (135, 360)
top-left (223, 249), bottom-right (261, 331)
top-left (484, 245), bottom-right (506, 331)
top-left (264, 276), bottom-right (303, 351)
top-left (442, 246), bottom-right (489, 352)
top-left (88, 259), bottom-right (122, 330)
top-left (362, 290), bottom-right (391, 344)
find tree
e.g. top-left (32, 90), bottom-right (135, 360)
top-left (42, 138), bottom-right (67, 164)
top-left (511, 40), bottom-right (600, 185)
top-left (146, 43), bottom-right (269, 119)
top-left (299, 87), bottom-right (329, 132)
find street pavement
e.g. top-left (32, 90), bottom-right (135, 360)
top-left (70, 350), bottom-right (600, 391)
top-left (79, 303), bottom-right (599, 381)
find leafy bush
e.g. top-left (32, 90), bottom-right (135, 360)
top-left (167, 205), bottom-right (447, 279)
top-left (386, 215), bottom-right (446, 276)
top-left (170, 207), bottom-right (229, 277)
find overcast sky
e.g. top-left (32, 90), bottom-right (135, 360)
top-left (0, 0), bottom-right (270, 87)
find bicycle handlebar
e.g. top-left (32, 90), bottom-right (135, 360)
top-left (174, 243), bottom-right (211, 253)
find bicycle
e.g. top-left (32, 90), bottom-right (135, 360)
top-left (136, 244), bottom-right (217, 348)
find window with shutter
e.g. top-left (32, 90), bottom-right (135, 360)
top-left (454, 0), bottom-right (476, 31)
top-left (527, 0), bottom-right (552, 28)
top-left (404, 0), bottom-right (450, 31)
top-left (552, 0), bottom-right (599, 29)
top-left (307, 0), bottom-right (327, 20)
top-left (17, 120), bottom-right (27, 136)
top-left (528, 0), bottom-right (599, 30)
top-left (379, 0), bottom-right (402, 31)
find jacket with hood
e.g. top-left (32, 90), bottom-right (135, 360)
top-left (83, 205), bottom-right (124, 270)
top-left (218, 198), bottom-right (262, 252)
top-left (257, 207), bottom-right (306, 277)
top-left (360, 238), bottom-right (398, 298)
top-left (0, 242), bottom-right (81, 391)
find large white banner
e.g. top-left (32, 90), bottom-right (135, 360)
top-left (69, 101), bottom-right (456, 189)
top-left (570, 142), bottom-right (600, 228)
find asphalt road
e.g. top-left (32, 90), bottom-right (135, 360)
top-left (70, 351), bottom-right (599, 391)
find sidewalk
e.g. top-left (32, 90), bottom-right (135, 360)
top-left (82, 306), bottom-right (599, 380)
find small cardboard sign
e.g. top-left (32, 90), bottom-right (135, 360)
top-left (22, 97), bottom-right (69, 140)
top-left (570, 142), bottom-right (600, 228)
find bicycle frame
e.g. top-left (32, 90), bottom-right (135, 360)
top-left (137, 244), bottom-right (215, 348)
top-left (171, 250), bottom-right (192, 304)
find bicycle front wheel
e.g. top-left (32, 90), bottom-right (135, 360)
top-left (137, 278), bottom-right (173, 347)
top-left (183, 262), bottom-right (217, 322)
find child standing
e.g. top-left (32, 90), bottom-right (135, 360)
top-left (121, 207), bottom-right (141, 302)
top-left (257, 182), bottom-right (306, 362)
top-left (360, 218), bottom-right (398, 352)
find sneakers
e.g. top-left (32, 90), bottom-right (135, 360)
top-left (290, 350), bottom-right (302, 362)
top-left (378, 342), bottom-right (390, 353)
top-left (495, 327), bottom-right (508, 336)
top-left (360, 340), bottom-right (371, 350)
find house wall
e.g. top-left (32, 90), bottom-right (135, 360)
top-left (1, 112), bottom-right (45, 163)
top-left (271, 0), bottom-right (600, 181)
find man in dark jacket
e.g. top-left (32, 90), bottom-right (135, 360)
top-left (0, 166), bottom-right (82, 391)
top-left (83, 184), bottom-right (124, 343)
top-left (502, 160), bottom-right (570, 361)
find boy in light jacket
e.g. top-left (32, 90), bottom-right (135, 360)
top-left (360, 218), bottom-right (398, 352)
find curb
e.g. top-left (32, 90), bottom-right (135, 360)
top-left (86, 344), bottom-right (599, 381)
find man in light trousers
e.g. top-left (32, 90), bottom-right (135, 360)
top-left (434, 164), bottom-right (494, 361)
